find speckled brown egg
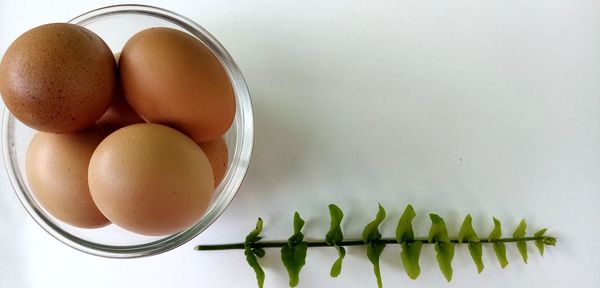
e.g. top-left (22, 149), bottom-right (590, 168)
top-left (26, 126), bottom-right (110, 228)
top-left (88, 123), bottom-right (214, 236)
top-left (0, 23), bottom-right (117, 133)
top-left (198, 137), bottom-right (228, 188)
top-left (119, 27), bottom-right (235, 142)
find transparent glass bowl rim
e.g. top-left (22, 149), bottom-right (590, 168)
top-left (1, 4), bottom-right (254, 258)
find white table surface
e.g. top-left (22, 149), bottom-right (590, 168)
top-left (1, 1), bottom-right (599, 287)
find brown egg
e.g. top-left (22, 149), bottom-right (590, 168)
top-left (88, 123), bottom-right (214, 236)
top-left (26, 126), bottom-right (110, 228)
top-left (95, 95), bottom-right (145, 132)
top-left (96, 52), bottom-right (144, 132)
top-left (119, 27), bottom-right (235, 142)
top-left (198, 137), bottom-right (228, 188)
top-left (0, 23), bottom-right (117, 133)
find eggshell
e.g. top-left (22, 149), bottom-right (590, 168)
top-left (0, 23), bottom-right (117, 133)
top-left (95, 95), bottom-right (144, 132)
top-left (26, 126), bottom-right (110, 228)
top-left (96, 52), bottom-right (144, 132)
top-left (198, 137), bottom-right (228, 188)
top-left (119, 27), bottom-right (235, 142)
top-left (95, 86), bottom-right (144, 132)
top-left (88, 123), bottom-right (214, 236)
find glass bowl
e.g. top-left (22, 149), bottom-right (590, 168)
top-left (1, 4), bottom-right (253, 258)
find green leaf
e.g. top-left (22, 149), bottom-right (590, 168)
top-left (428, 214), bottom-right (450, 243)
top-left (245, 248), bottom-right (265, 288)
top-left (281, 243), bottom-right (308, 287)
top-left (330, 245), bottom-right (346, 278)
top-left (253, 248), bottom-right (265, 258)
top-left (244, 218), bottom-right (266, 288)
top-left (396, 205), bottom-right (416, 242)
top-left (458, 215), bottom-right (480, 243)
top-left (516, 242), bottom-right (528, 264)
top-left (493, 243), bottom-right (508, 268)
top-left (362, 204), bottom-right (386, 243)
top-left (457, 215), bottom-right (483, 273)
top-left (326, 205), bottom-right (346, 278)
top-left (534, 228), bottom-right (547, 237)
top-left (362, 205), bottom-right (386, 288)
top-left (281, 212), bottom-right (307, 287)
top-left (287, 212), bottom-right (305, 246)
top-left (326, 204), bottom-right (344, 245)
top-left (367, 243), bottom-right (386, 288)
top-left (468, 242), bottom-right (484, 273)
top-left (489, 217), bottom-right (502, 240)
top-left (397, 205), bottom-right (421, 280)
top-left (293, 212), bottom-right (305, 234)
top-left (435, 242), bottom-right (455, 282)
top-left (245, 218), bottom-right (263, 244)
top-left (489, 217), bottom-right (508, 268)
top-left (428, 214), bottom-right (454, 281)
top-left (534, 228), bottom-right (547, 256)
top-left (513, 220), bottom-right (528, 263)
top-left (513, 219), bottom-right (527, 238)
top-left (400, 241), bottom-right (422, 279)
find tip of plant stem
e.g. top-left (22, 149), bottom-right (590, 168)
top-left (544, 237), bottom-right (557, 246)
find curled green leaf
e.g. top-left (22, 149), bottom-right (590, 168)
top-left (281, 212), bottom-right (307, 287)
top-left (326, 204), bottom-right (344, 245)
top-left (458, 215), bottom-right (483, 272)
top-left (245, 218), bottom-right (263, 244)
top-left (468, 242), bottom-right (484, 273)
top-left (513, 220), bottom-right (528, 263)
top-left (245, 249), bottom-right (265, 288)
top-left (428, 214), bottom-right (450, 243)
top-left (435, 242), bottom-right (455, 281)
top-left (534, 228), bottom-right (547, 256)
top-left (429, 214), bottom-right (453, 281)
top-left (400, 241), bottom-right (422, 279)
top-left (293, 212), bottom-right (305, 234)
top-left (489, 218), bottom-right (508, 268)
top-left (362, 204), bottom-right (386, 243)
top-left (458, 215), bottom-right (480, 243)
top-left (367, 243), bottom-right (386, 288)
top-left (396, 205), bottom-right (416, 242)
top-left (330, 245), bottom-right (346, 277)
top-left (363, 205), bottom-right (386, 288)
top-left (396, 205), bottom-right (421, 280)
top-left (244, 218), bottom-right (266, 288)
top-left (287, 212), bottom-right (306, 247)
top-left (326, 204), bottom-right (346, 278)
top-left (489, 217), bottom-right (502, 240)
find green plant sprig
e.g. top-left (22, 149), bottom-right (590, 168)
top-left (195, 204), bottom-right (557, 288)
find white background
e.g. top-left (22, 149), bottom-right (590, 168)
top-left (1, 1), bottom-right (599, 287)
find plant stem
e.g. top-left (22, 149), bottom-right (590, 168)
top-left (195, 236), bottom-right (555, 251)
